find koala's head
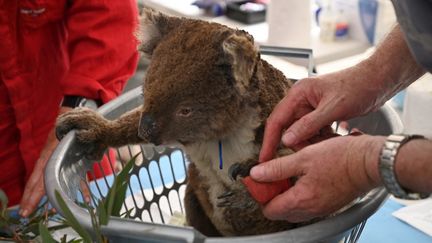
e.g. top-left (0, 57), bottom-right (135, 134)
top-left (137, 8), bottom-right (260, 145)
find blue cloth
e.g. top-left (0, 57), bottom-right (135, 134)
top-left (359, 199), bottom-right (432, 243)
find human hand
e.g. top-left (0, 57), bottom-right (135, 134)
top-left (251, 135), bottom-right (385, 222)
top-left (19, 107), bottom-right (72, 217)
top-left (260, 64), bottom-right (386, 162)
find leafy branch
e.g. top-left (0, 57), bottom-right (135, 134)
top-left (0, 153), bottom-right (138, 243)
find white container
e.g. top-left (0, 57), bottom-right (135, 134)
top-left (266, 0), bottom-right (312, 48)
top-left (319, 3), bottom-right (337, 42)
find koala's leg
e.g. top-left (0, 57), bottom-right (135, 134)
top-left (184, 163), bottom-right (221, 237)
top-left (223, 199), bottom-right (297, 236)
top-left (56, 107), bottom-right (145, 160)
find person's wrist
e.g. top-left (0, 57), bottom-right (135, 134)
top-left (347, 135), bottom-right (385, 192)
top-left (364, 135), bottom-right (387, 188)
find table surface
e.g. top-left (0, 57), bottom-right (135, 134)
top-left (360, 199), bottom-right (431, 243)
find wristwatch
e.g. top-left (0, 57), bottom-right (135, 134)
top-left (379, 134), bottom-right (429, 200)
top-left (61, 95), bottom-right (101, 110)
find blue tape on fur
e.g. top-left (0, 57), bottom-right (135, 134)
top-left (218, 140), bottom-right (223, 170)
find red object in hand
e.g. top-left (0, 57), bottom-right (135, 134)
top-left (242, 176), bottom-right (291, 204)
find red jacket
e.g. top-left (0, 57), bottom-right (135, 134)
top-left (0, 0), bottom-right (139, 205)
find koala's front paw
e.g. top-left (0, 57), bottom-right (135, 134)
top-left (228, 162), bottom-right (256, 181)
top-left (56, 107), bottom-right (111, 160)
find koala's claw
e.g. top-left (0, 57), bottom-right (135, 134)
top-left (217, 191), bottom-right (234, 199)
top-left (228, 162), bottom-right (253, 181)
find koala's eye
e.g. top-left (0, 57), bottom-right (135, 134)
top-left (177, 107), bottom-right (193, 117)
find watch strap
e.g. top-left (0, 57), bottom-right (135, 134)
top-left (379, 134), bottom-right (428, 200)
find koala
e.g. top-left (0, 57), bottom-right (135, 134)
top-left (56, 7), bottom-right (299, 236)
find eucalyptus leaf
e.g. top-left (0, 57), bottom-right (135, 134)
top-left (39, 221), bottom-right (57, 243)
top-left (20, 222), bottom-right (40, 235)
top-left (110, 154), bottom-right (139, 217)
top-left (119, 208), bottom-right (134, 218)
top-left (47, 223), bottom-right (70, 232)
top-left (0, 190), bottom-right (8, 216)
top-left (97, 200), bottom-right (108, 226)
top-left (69, 239), bottom-right (84, 243)
top-left (112, 183), bottom-right (129, 217)
top-left (82, 201), bottom-right (104, 243)
top-left (55, 191), bottom-right (92, 243)
top-left (61, 234), bottom-right (67, 243)
top-left (6, 217), bottom-right (20, 225)
top-left (104, 178), bottom-right (117, 219)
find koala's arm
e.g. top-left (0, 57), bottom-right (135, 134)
top-left (56, 107), bottom-right (146, 159)
top-left (103, 107), bottom-right (146, 146)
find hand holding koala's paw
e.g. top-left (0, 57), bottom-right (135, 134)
top-left (56, 107), bottom-right (112, 160)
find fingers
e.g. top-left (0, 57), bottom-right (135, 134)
top-left (262, 188), bottom-right (316, 222)
top-left (80, 180), bottom-right (92, 203)
top-left (19, 171), bottom-right (45, 217)
top-left (250, 154), bottom-right (302, 182)
top-left (259, 93), bottom-right (306, 162)
top-left (281, 110), bottom-right (332, 147)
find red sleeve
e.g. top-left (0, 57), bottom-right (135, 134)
top-left (62, 0), bottom-right (139, 103)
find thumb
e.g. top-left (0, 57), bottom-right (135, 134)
top-left (282, 110), bottom-right (330, 147)
top-left (250, 154), bottom-right (302, 182)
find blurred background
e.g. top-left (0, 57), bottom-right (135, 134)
top-left (127, 0), bottom-right (432, 140)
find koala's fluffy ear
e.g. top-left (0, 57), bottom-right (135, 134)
top-left (136, 7), bottom-right (181, 56)
top-left (222, 33), bottom-right (258, 94)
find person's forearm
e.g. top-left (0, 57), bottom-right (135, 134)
top-left (359, 25), bottom-right (425, 104)
top-left (394, 138), bottom-right (432, 193)
top-left (360, 135), bottom-right (432, 194)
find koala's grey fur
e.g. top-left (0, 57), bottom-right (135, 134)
top-left (56, 7), bottom-right (300, 236)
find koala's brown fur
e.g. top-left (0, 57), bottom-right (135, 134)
top-left (56, 7), bottom-right (299, 236)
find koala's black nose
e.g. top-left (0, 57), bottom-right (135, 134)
top-left (138, 113), bottom-right (157, 141)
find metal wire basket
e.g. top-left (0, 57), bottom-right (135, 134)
top-left (45, 87), bottom-right (403, 243)
top-left (45, 46), bottom-right (403, 242)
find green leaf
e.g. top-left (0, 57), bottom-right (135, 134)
top-left (104, 178), bottom-right (117, 219)
top-left (47, 223), bottom-right (70, 232)
top-left (39, 221), bottom-right (58, 243)
top-left (117, 153), bottom-right (138, 183)
top-left (20, 222), bottom-right (40, 235)
top-left (0, 189), bottom-right (8, 216)
top-left (68, 239), bottom-right (84, 243)
top-left (104, 153), bottom-right (138, 218)
top-left (61, 234), bottom-right (68, 243)
top-left (119, 208), bottom-right (134, 218)
top-left (55, 191), bottom-right (93, 243)
top-left (111, 183), bottom-right (128, 217)
top-left (82, 202), bottom-right (104, 243)
top-left (97, 200), bottom-right (108, 226)
top-left (6, 216), bottom-right (20, 225)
